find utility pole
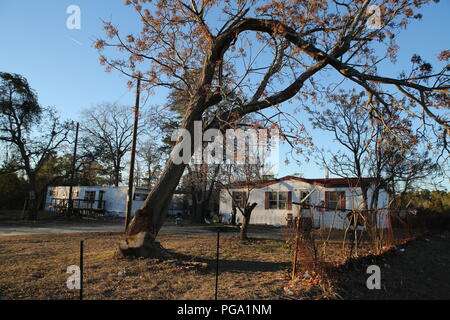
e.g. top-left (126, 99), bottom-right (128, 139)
top-left (125, 77), bottom-right (141, 231)
top-left (67, 122), bottom-right (79, 218)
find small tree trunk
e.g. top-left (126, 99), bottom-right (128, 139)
top-left (239, 202), bottom-right (257, 241)
top-left (190, 199), bottom-right (206, 224)
top-left (114, 166), bottom-right (120, 187)
top-left (27, 196), bottom-right (38, 220)
top-left (231, 207), bottom-right (237, 226)
top-left (240, 215), bottom-right (250, 240)
top-left (26, 174), bottom-right (39, 220)
top-left (370, 188), bottom-right (382, 253)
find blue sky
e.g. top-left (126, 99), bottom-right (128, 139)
top-left (0, 1), bottom-right (448, 186)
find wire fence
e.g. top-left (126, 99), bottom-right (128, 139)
top-left (280, 206), bottom-right (442, 283)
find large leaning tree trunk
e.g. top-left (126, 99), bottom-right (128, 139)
top-left (95, 1), bottom-right (450, 258)
top-left (117, 23), bottom-right (326, 258)
top-left (118, 109), bottom-right (200, 257)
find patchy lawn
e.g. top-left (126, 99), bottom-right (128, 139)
top-left (0, 231), bottom-right (292, 300)
top-left (0, 230), bottom-right (449, 300)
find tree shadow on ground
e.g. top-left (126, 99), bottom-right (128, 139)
top-left (167, 251), bottom-right (291, 274)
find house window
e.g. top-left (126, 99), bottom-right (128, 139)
top-left (299, 190), bottom-right (311, 205)
top-left (133, 193), bottom-right (147, 201)
top-left (98, 191), bottom-right (105, 209)
top-left (278, 192), bottom-right (288, 209)
top-left (325, 191), bottom-right (346, 211)
top-left (133, 187), bottom-right (150, 201)
top-left (84, 191), bottom-right (96, 202)
top-left (268, 191), bottom-right (289, 209)
top-left (232, 191), bottom-right (246, 208)
top-left (133, 192), bottom-right (147, 201)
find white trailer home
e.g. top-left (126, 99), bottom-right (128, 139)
top-left (219, 176), bottom-right (389, 229)
top-left (45, 186), bottom-right (188, 217)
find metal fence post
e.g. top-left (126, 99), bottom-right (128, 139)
top-left (80, 240), bottom-right (83, 300)
top-left (215, 230), bottom-right (220, 300)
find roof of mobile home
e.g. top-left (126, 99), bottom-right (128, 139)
top-left (225, 175), bottom-right (380, 189)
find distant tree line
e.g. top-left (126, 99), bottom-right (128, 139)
top-left (394, 190), bottom-right (450, 214)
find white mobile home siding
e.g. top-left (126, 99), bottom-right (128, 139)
top-left (45, 186), bottom-right (187, 217)
top-left (45, 186), bottom-right (141, 216)
top-left (219, 179), bottom-right (389, 229)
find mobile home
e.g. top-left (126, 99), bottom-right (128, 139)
top-left (45, 186), bottom-right (189, 217)
top-left (219, 176), bottom-right (389, 229)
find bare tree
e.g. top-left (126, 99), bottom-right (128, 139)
top-left (381, 142), bottom-right (439, 205)
top-left (310, 89), bottom-right (439, 253)
top-left (80, 102), bottom-right (149, 186)
top-left (137, 138), bottom-right (164, 188)
top-left (309, 90), bottom-right (375, 209)
top-left (95, 1), bottom-right (449, 257)
top-left (311, 89), bottom-right (439, 205)
top-left (181, 163), bottom-right (220, 223)
top-left (0, 72), bottom-right (70, 219)
top-left (219, 163), bottom-right (264, 240)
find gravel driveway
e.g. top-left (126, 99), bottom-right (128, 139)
top-left (0, 223), bottom-right (236, 237)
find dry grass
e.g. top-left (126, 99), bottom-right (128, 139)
top-left (0, 231), bottom-right (293, 300)
top-left (1, 229), bottom-right (449, 300)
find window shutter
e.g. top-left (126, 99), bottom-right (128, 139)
top-left (265, 192), bottom-right (269, 209)
top-left (287, 191), bottom-right (292, 210)
top-left (339, 192), bottom-right (346, 211)
top-left (324, 191), bottom-right (330, 211)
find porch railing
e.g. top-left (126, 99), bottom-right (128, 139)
top-left (47, 198), bottom-right (106, 214)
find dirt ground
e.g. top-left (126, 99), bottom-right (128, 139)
top-left (1, 229), bottom-right (449, 300)
top-left (333, 231), bottom-right (450, 299)
top-left (0, 231), bottom-right (292, 300)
